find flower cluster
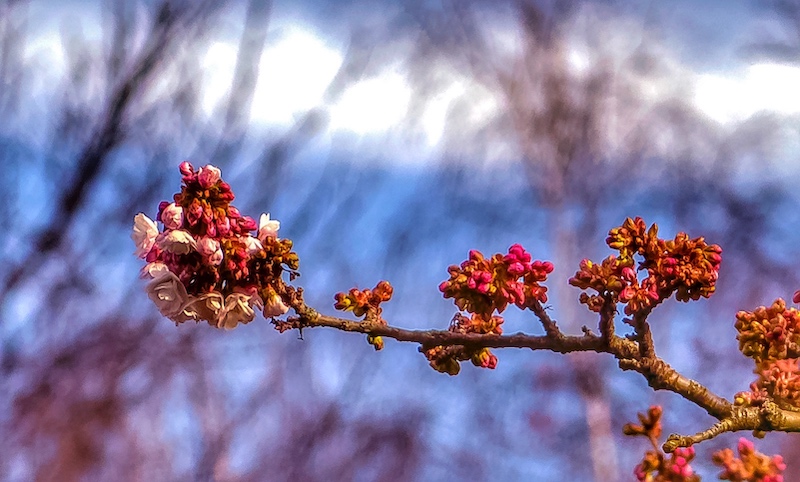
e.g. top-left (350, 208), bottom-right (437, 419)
top-left (735, 358), bottom-right (800, 411)
top-left (734, 299), bottom-right (800, 409)
top-left (712, 438), bottom-right (785, 482)
top-left (334, 281), bottom-right (393, 350)
top-left (425, 313), bottom-right (503, 375)
top-left (634, 447), bottom-right (699, 482)
top-left (735, 299), bottom-right (800, 363)
top-left (623, 405), bottom-right (664, 439)
top-left (570, 217), bottom-right (722, 315)
top-left (438, 244), bottom-right (554, 314)
top-left (132, 162), bottom-right (298, 329)
top-left (427, 245), bottom-right (552, 374)
top-left (626, 406), bottom-right (699, 482)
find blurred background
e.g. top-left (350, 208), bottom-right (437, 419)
top-left (2, 0), bottom-right (800, 480)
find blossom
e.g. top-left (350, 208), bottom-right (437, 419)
top-left (132, 213), bottom-right (158, 258)
top-left (263, 290), bottom-right (289, 317)
top-left (440, 245), bottom-right (552, 315)
top-left (217, 292), bottom-right (257, 330)
top-left (176, 292), bottom-right (224, 323)
top-left (197, 164), bottom-right (221, 188)
top-left (258, 213), bottom-right (280, 242)
top-left (196, 237), bottom-right (223, 265)
top-left (140, 262), bottom-right (169, 279)
top-left (160, 202), bottom-right (184, 230)
top-left (179, 161), bottom-right (193, 178)
top-left (146, 270), bottom-right (188, 319)
top-left (157, 229), bottom-right (197, 255)
top-left (243, 235), bottom-right (263, 255)
top-left (137, 162), bottom-right (300, 329)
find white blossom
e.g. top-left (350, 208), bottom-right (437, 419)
top-left (132, 213), bottom-right (158, 258)
top-left (158, 229), bottom-right (197, 255)
top-left (175, 292), bottom-right (224, 324)
top-left (263, 290), bottom-right (289, 318)
top-left (146, 270), bottom-right (188, 319)
top-left (257, 213), bottom-right (280, 243)
top-left (140, 262), bottom-right (169, 279)
top-left (217, 292), bottom-right (257, 330)
top-left (243, 235), bottom-right (263, 255)
top-left (160, 202), bottom-right (184, 230)
top-left (197, 236), bottom-right (223, 265)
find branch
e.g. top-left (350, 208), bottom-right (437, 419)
top-left (663, 401), bottom-right (800, 452)
top-left (289, 299), bottom-right (739, 435)
top-left (302, 312), bottom-right (603, 353)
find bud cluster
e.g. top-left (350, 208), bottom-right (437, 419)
top-left (626, 406), bottom-right (699, 482)
top-left (634, 447), bottom-right (699, 482)
top-left (623, 405), bottom-right (663, 439)
top-left (438, 244), bottom-right (554, 314)
top-left (334, 281), bottom-right (394, 350)
top-left (712, 438), bottom-right (785, 482)
top-left (425, 313), bottom-right (503, 375)
top-left (734, 299), bottom-right (800, 410)
top-left (570, 217), bottom-right (722, 315)
top-left (735, 299), bottom-right (800, 363)
top-left (132, 162), bottom-right (297, 329)
top-left (426, 245), bottom-right (552, 375)
top-left (622, 405), bottom-right (700, 482)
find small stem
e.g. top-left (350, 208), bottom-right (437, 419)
top-left (529, 299), bottom-right (562, 339)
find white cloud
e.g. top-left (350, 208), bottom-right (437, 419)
top-left (202, 27), bottom-right (342, 126)
top-left (695, 62), bottom-right (800, 123)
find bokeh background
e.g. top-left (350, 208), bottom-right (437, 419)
top-left (2, 0), bottom-right (800, 480)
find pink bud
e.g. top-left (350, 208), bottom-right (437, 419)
top-left (197, 165), bottom-right (221, 188)
top-left (179, 161), bottom-right (194, 177)
top-left (439, 281), bottom-right (449, 293)
top-left (619, 286), bottom-right (635, 302)
top-left (187, 201), bottom-right (203, 226)
top-left (738, 437), bottom-right (754, 454)
top-left (239, 216), bottom-right (257, 232)
top-left (621, 267), bottom-right (636, 280)
top-left (217, 217), bottom-right (231, 236)
top-left (793, 290), bottom-right (800, 304)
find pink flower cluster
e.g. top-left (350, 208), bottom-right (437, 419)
top-left (428, 245), bottom-right (552, 375)
top-left (570, 217), bottom-right (722, 315)
top-left (713, 438), bottom-right (785, 482)
top-left (438, 244), bottom-right (554, 315)
top-left (734, 298), bottom-right (800, 410)
top-left (132, 162), bottom-right (297, 329)
top-left (626, 406), bottom-right (699, 482)
top-left (425, 313), bottom-right (504, 374)
top-left (633, 447), bottom-right (698, 482)
top-left (333, 281), bottom-right (394, 351)
top-left (735, 299), bottom-right (800, 363)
